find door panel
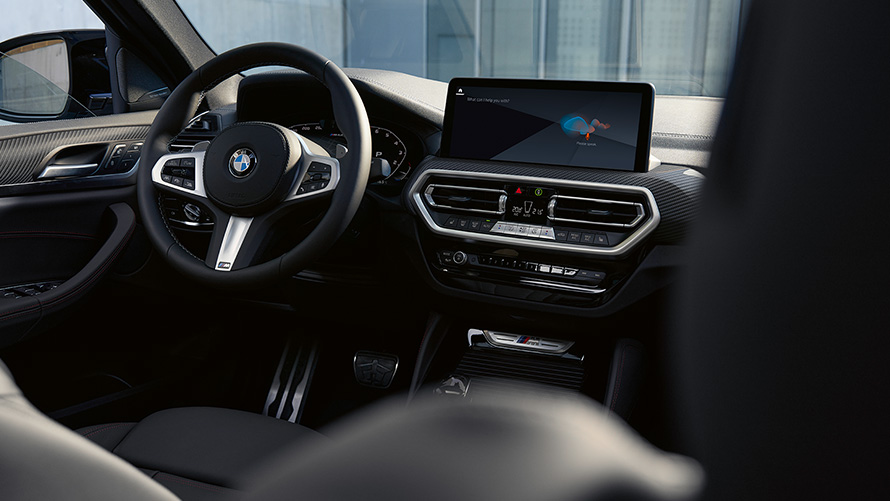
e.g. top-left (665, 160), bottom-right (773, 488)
top-left (0, 112), bottom-right (155, 346)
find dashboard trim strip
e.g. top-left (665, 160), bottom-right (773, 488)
top-left (518, 278), bottom-right (606, 294)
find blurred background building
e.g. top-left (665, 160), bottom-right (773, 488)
top-left (2, 0), bottom-right (745, 97)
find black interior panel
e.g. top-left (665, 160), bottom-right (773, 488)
top-left (0, 188), bottom-right (136, 288)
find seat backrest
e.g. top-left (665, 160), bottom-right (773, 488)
top-left (0, 360), bottom-right (178, 500)
top-left (669, 1), bottom-right (890, 499)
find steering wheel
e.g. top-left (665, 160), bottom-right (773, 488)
top-left (137, 43), bottom-right (370, 288)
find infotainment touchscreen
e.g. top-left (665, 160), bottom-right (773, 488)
top-left (441, 78), bottom-right (655, 172)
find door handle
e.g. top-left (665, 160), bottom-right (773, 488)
top-left (37, 163), bottom-right (100, 180)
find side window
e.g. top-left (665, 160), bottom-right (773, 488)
top-left (0, 1), bottom-right (106, 125)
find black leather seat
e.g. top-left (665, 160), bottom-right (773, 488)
top-left (666, 1), bottom-right (889, 500)
top-left (1, 359), bottom-right (174, 500)
top-left (75, 407), bottom-right (326, 499)
top-left (1, 358), bottom-right (703, 501)
top-left (0, 358), bottom-right (327, 500)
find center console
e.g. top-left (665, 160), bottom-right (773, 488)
top-left (408, 167), bottom-right (660, 306)
top-left (406, 77), bottom-right (700, 310)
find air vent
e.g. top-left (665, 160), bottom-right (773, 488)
top-left (408, 168), bottom-right (661, 257)
top-left (169, 115), bottom-right (220, 152)
top-left (424, 184), bottom-right (507, 215)
top-left (550, 195), bottom-right (645, 228)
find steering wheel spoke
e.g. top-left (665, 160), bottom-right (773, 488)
top-left (206, 214), bottom-right (254, 271)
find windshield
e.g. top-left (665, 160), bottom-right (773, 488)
top-left (177, 0), bottom-right (742, 97)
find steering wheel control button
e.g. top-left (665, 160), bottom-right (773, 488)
top-left (295, 158), bottom-right (338, 196)
top-left (228, 148), bottom-right (256, 178)
top-left (307, 172), bottom-right (331, 183)
top-left (159, 158), bottom-right (199, 191)
top-left (308, 162), bottom-right (331, 173)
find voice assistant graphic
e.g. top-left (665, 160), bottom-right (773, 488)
top-left (560, 115), bottom-right (611, 140)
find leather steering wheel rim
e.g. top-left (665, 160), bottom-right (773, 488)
top-left (137, 43), bottom-right (371, 288)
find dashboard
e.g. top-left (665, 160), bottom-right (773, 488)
top-left (290, 121), bottom-right (414, 182)
top-left (161, 69), bottom-right (710, 325)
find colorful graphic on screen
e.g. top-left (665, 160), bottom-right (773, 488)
top-left (560, 115), bottom-right (611, 140)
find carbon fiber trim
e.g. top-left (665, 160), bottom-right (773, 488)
top-left (406, 157), bottom-right (703, 245)
top-left (0, 126), bottom-right (150, 186)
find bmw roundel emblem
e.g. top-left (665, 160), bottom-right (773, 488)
top-left (228, 148), bottom-right (257, 178)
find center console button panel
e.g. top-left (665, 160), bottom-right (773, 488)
top-left (437, 249), bottom-right (607, 288)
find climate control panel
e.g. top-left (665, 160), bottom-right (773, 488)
top-left (438, 249), bottom-right (607, 287)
